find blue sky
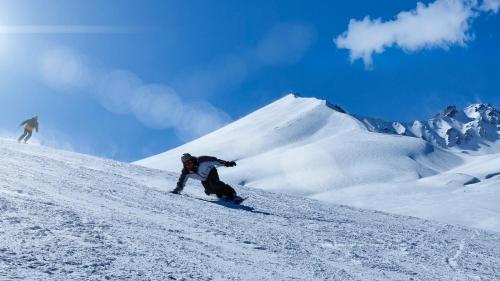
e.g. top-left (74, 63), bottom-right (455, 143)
top-left (0, 0), bottom-right (499, 161)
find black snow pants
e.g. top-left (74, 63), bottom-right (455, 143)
top-left (201, 168), bottom-right (236, 199)
top-left (18, 129), bottom-right (33, 143)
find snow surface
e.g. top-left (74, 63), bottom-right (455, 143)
top-left (312, 151), bottom-right (500, 233)
top-left (1, 138), bottom-right (500, 280)
top-left (136, 94), bottom-right (500, 232)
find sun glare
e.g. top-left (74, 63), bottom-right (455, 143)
top-left (0, 25), bottom-right (143, 34)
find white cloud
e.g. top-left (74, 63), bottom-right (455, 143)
top-left (480, 0), bottom-right (500, 12)
top-left (334, 0), bottom-right (497, 68)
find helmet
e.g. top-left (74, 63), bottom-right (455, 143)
top-left (33, 116), bottom-right (38, 119)
top-left (181, 153), bottom-right (194, 164)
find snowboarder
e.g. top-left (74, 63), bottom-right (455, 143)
top-left (18, 116), bottom-right (39, 143)
top-left (171, 153), bottom-right (243, 203)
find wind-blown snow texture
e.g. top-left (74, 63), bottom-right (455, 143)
top-left (1, 138), bottom-right (499, 280)
top-left (137, 94), bottom-right (500, 232)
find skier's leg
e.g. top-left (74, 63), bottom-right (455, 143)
top-left (203, 169), bottom-right (219, 196)
top-left (218, 181), bottom-right (236, 200)
top-left (201, 180), bottom-right (214, 195)
top-left (207, 168), bottom-right (236, 199)
top-left (24, 130), bottom-right (32, 142)
top-left (18, 130), bottom-right (27, 142)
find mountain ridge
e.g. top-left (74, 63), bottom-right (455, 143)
top-left (260, 94), bottom-right (500, 152)
top-left (348, 99), bottom-right (500, 151)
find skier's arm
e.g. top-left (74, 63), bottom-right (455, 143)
top-left (222, 160), bottom-right (237, 167)
top-left (199, 156), bottom-right (236, 167)
top-left (172, 168), bottom-right (189, 193)
top-left (35, 123), bottom-right (39, 132)
top-left (19, 119), bottom-right (28, 127)
top-left (216, 158), bottom-right (236, 167)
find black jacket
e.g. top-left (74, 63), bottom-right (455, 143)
top-left (175, 156), bottom-right (228, 191)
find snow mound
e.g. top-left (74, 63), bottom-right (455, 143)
top-left (1, 138), bottom-right (499, 280)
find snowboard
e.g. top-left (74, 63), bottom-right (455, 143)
top-left (197, 195), bottom-right (248, 205)
top-left (228, 195), bottom-right (248, 205)
top-left (171, 191), bottom-right (248, 205)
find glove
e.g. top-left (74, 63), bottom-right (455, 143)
top-left (170, 187), bottom-right (181, 194)
top-left (224, 161), bottom-right (237, 167)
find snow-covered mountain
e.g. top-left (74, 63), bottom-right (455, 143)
top-left (136, 94), bottom-right (500, 232)
top-left (360, 103), bottom-right (500, 151)
top-left (1, 138), bottom-right (499, 280)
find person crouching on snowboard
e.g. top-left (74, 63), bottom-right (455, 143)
top-left (18, 116), bottom-right (39, 143)
top-left (171, 153), bottom-right (238, 201)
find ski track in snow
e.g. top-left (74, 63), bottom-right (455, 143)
top-left (446, 229), bottom-right (480, 281)
top-left (0, 139), bottom-right (499, 280)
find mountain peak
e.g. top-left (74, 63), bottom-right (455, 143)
top-left (442, 105), bottom-right (458, 117)
top-left (463, 103), bottom-right (499, 122)
top-left (287, 92), bottom-right (304, 99)
top-left (405, 103), bottom-right (500, 150)
top-left (283, 93), bottom-right (347, 114)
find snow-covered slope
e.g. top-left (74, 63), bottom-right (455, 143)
top-left (313, 151), bottom-right (500, 232)
top-left (136, 94), bottom-right (500, 232)
top-left (1, 138), bottom-right (499, 280)
top-left (136, 94), bottom-right (462, 193)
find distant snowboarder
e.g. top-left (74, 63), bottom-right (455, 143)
top-left (18, 116), bottom-right (39, 143)
top-left (171, 153), bottom-right (244, 204)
